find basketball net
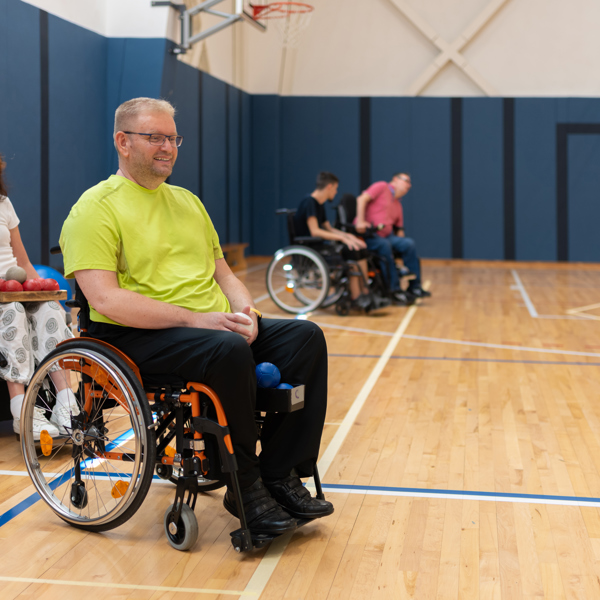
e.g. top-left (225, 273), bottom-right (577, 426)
top-left (252, 2), bottom-right (314, 48)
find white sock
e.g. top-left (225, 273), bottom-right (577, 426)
top-left (10, 394), bottom-right (24, 420)
top-left (56, 388), bottom-right (77, 409)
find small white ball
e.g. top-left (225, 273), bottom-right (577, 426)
top-left (234, 312), bottom-right (254, 338)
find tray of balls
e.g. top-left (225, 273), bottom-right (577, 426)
top-left (0, 265), bottom-right (68, 303)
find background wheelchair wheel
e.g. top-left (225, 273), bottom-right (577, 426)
top-left (164, 504), bottom-right (198, 551)
top-left (266, 246), bottom-right (330, 313)
top-left (21, 341), bottom-right (156, 533)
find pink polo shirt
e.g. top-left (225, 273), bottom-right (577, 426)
top-left (359, 181), bottom-right (404, 238)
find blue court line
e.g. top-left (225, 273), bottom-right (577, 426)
top-left (328, 354), bottom-right (600, 366)
top-left (0, 428), bottom-right (136, 528)
top-left (321, 483), bottom-right (600, 506)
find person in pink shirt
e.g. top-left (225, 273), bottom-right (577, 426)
top-left (355, 172), bottom-right (430, 300)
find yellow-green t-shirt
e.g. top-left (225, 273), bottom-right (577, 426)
top-left (60, 175), bottom-right (230, 325)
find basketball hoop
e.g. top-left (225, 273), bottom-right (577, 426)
top-left (251, 2), bottom-right (314, 48)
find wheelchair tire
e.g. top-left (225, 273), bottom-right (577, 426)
top-left (164, 503), bottom-right (198, 551)
top-left (21, 341), bottom-right (156, 533)
top-left (266, 246), bottom-right (331, 313)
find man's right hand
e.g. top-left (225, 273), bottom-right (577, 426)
top-left (355, 220), bottom-right (371, 234)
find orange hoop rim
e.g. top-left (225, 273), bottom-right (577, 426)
top-left (252, 2), bottom-right (314, 20)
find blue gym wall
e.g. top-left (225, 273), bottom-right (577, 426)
top-left (2, 0), bottom-right (600, 264)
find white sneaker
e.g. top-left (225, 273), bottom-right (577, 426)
top-left (50, 403), bottom-right (80, 435)
top-left (13, 406), bottom-right (61, 440)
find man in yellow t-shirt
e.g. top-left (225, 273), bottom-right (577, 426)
top-left (60, 97), bottom-right (333, 537)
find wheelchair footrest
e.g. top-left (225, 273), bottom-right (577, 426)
top-left (230, 528), bottom-right (254, 552)
top-left (256, 385), bottom-right (305, 413)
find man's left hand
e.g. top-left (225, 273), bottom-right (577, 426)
top-left (240, 306), bottom-right (259, 345)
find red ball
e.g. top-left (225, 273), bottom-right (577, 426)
top-left (41, 278), bottom-right (60, 291)
top-left (0, 279), bottom-right (5, 291)
top-left (4, 280), bottom-right (23, 292)
top-left (23, 279), bottom-right (41, 291)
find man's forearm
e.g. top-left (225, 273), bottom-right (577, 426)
top-left (217, 271), bottom-right (255, 313)
top-left (356, 194), bottom-right (370, 223)
top-left (87, 285), bottom-right (197, 329)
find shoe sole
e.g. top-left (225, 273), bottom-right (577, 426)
top-left (223, 497), bottom-right (298, 536)
top-left (273, 504), bottom-right (335, 520)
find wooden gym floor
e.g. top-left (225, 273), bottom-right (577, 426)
top-left (0, 258), bottom-right (599, 599)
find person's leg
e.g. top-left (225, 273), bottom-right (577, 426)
top-left (251, 319), bottom-right (327, 479)
top-left (250, 318), bottom-right (333, 519)
top-left (27, 301), bottom-right (78, 432)
top-left (386, 235), bottom-right (421, 284)
top-left (340, 247), bottom-right (370, 307)
top-left (0, 302), bottom-right (60, 437)
top-left (365, 236), bottom-right (399, 291)
top-left (386, 237), bottom-right (431, 297)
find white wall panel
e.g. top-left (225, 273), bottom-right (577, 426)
top-left (19, 0), bottom-right (600, 96)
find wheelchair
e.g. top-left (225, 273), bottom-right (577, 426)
top-left (266, 208), bottom-right (390, 316)
top-left (20, 273), bottom-right (326, 553)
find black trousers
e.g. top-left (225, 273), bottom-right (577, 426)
top-left (88, 318), bottom-right (328, 487)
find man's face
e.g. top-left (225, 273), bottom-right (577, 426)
top-left (326, 182), bottom-right (339, 202)
top-left (392, 174), bottom-right (412, 198)
top-left (121, 111), bottom-right (178, 185)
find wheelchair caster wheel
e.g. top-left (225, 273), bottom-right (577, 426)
top-left (155, 464), bottom-right (173, 480)
top-left (70, 482), bottom-right (88, 510)
top-left (164, 504), bottom-right (198, 551)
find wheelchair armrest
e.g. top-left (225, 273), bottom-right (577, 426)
top-left (293, 236), bottom-right (323, 245)
top-left (256, 385), bottom-right (305, 413)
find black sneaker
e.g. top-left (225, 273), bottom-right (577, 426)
top-left (223, 479), bottom-right (297, 535)
top-left (408, 286), bottom-right (431, 298)
top-left (391, 291), bottom-right (416, 305)
top-left (264, 475), bottom-right (334, 520)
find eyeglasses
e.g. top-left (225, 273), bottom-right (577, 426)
top-left (123, 132), bottom-right (184, 147)
top-left (398, 175), bottom-right (411, 184)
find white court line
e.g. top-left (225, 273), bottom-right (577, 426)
top-left (511, 269), bottom-right (587, 320)
top-left (402, 334), bottom-right (600, 358)
top-left (240, 295), bottom-right (422, 599)
top-left (254, 287), bottom-right (283, 305)
top-left (280, 319), bottom-right (600, 359)
top-left (511, 270), bottom-right (538, 317)
top-left (0, 576), bottom-right (253, 597)
top-left (235, 263), bottom-right (268, 277)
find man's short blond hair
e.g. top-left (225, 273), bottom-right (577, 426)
top-left (114, 97), bottom-right (176, 136)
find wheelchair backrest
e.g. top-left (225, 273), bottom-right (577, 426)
top-left (275, 208), bottom-right (298, 245)
top-left (335, 193), bottom-right (357, 228)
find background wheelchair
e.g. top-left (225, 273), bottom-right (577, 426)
top-left (266, 208), bottom-right (390, 316)
top-left (266, 208), bottom-right (390, 315)
top-left (335, 193), bottom-right (416, 284)
top-left (20, 269), bottom-right (326, 553)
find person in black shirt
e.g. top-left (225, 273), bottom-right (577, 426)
top-left (294, 172), bottom-right (371, 310)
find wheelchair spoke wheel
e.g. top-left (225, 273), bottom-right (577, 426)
top-left (21, 341), bottom-right (156, 532)
top-left (266, 246), bottom-right (330, 313)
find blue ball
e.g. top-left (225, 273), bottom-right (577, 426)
top-left (276, 383), bottom-right (293, 389)
top-left (256, 362), bottom-right (281, 388)
top-left (33, 264), bottom-right (73, 311)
